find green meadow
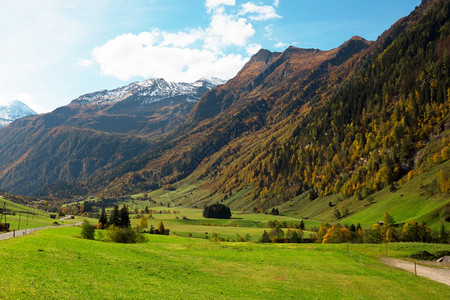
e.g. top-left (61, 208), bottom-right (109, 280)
top-left (0, 226), bottom-right (449, 299)
top-left (126, 206), bottom-right (314, 240)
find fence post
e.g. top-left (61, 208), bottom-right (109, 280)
top-left (414, 262), bottom-right (417, 276)
top-left (13, 229), bottom-right (15, 237)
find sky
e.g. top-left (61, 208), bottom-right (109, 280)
top-left (0, 0), bottom-right (421, 113)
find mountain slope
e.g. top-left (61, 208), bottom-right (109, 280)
top-left (83, 0), bottom-right (449, 210)
top-left (0, 78), bottom-right (222, 195)
top-left (84, 34), bottom-right (372, 197)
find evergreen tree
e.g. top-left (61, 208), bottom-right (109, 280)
top-left (259, 230), bottom-right (271, 243)
top-left (109, 204), bottom-right (120, 227)
top-left (99, 207), bottom-right (108, 227)
top-left (119, 205), bottom-right (130, 228)
top-left (440, 223), bottom-right (448, 244)
top-left (299, 220), bottom-right (305, 230)
top-left (158, 221), bottom-right (165, 234)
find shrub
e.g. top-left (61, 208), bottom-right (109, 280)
top-left (81, 220), bottom-right (95, 240)
top-left (105, 225), bottom-right (147, 243)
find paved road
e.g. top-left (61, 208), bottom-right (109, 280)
top-left (0, 222), bottom-right (81, 241)
top-left (380, 257), bottom-right (450, 286)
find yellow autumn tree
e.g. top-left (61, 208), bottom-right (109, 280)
top-left (138, 217), bottom-right (148, 230)
top-left (322, 224), bottom-right (351, 244)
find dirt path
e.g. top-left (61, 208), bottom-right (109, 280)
top-left (0, 222), bottom-right (81, 241)
top-left (380, 257), bottom-right (450, 286)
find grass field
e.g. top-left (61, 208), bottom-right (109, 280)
top-left (127, 206), bottom-right (314, 241)
top-left (0, 226), bottom-right (449, 299)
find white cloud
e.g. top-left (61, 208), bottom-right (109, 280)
top-left (92, 32), bottom-right (247, 82)
top-left (91, 0), bottom-right (282, 83)
top-left (274, 42), bottom-right (287, 48)
top-left (160, 28), bottom-right (204, 48)
top-left (273, 0), bottom-right (280, 8)
top-left (78, 58), bottom-right (94, 67)
top-left (204, 11), bottom-right (255, 51)
top-left (239, 3), bottom-right (281, 21)
top-left (205, 0), bottom-right (236, 11)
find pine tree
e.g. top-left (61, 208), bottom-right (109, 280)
top-left (440, 223), bottom-right (448, 244)
top-left (259, 230), bottom-right (271, 243)
top-left (109, 204), bottom-right (120, 227)
top-left (119, 205), bottom-right (130, 228)
top-left (99, 207), bottom-right (108, 227)
top-left (299, 220), bottom-right (305, 230)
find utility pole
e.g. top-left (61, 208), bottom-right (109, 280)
top-left (18, 211), bottom-right (22, 230)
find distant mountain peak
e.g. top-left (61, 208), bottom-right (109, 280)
top-left (71, 77), bottom-right (225, 107)
top-left (0, 100), bottom-right (37, 128)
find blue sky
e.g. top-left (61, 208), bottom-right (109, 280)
top-left (0, 0), bottom-right (421, 113)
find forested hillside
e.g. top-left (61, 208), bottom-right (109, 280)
top-left (76, 0), bottom-right (449, 208)
top-left (209, 0), bottom-right (450, 208)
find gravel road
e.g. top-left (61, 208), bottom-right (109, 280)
top-left (380, 257), bottom-right (450, 286)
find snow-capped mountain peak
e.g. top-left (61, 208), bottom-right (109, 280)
top-left (0, 100), bottom-right (37, 128)
top-left (71, 77), bottom-right (226, 107)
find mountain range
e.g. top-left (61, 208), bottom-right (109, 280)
top-left (0, 78), bottom-right (223, 194)
top-left (0, 0), bottom-right (448, 219)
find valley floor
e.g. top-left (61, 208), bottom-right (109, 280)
top-left (0, 226), bottom-right (449, 299)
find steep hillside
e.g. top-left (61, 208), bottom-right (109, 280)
top-left (86, 35), bottom-right (372, 197)
top-left (204, 0), bottom-right (449, 208)
top-left (88, 0), bottom-right (449, 210)
top-left (0, 124), bottom-right (151, 195)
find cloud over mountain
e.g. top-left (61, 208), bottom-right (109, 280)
top-left (91, 1), bottom-right (281, 82)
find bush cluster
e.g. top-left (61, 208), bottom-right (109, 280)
top-left (203, 203), bottom-right (232, 219)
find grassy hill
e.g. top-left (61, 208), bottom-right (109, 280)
top-left (342, 161), bottom-right (450, 229)
top-left (0, 227), bottom-right (448, 299)
top-left (272, 161), bottom-right (450, 230)
top-left (0, 197), bottom-right (79, 230)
